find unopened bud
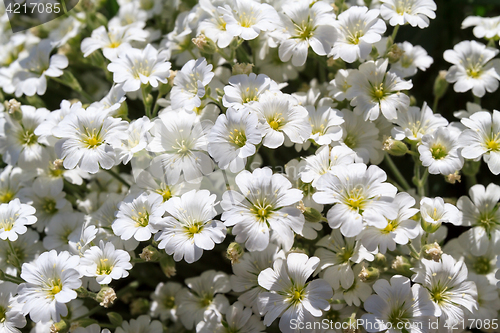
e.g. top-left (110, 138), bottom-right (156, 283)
top-left (373, 253), bottom-right (387, 268)
top-left (130, 298), bottom-right (150, 316)
top-left (50, 320), bottom-right (69, 333)
top-left (358, 266), bottom-right (379, 283)
top-left (140, 245), bottom-right (161, 262)
top-left (297, 201), bottom-right (324, 223)
top-left (383, 136), bottom-right (408, 156)
top-left (433, 70), bottom-right (449, 100)
top-left (445, 172), bottom-right (461, 184)
top-left (391, 255), bottom-right (413, 277)
top-left (409, 95), bottom-right (417, 106)
top-left (167, 70), bottom-right (177, 86)
top-left (232, 63), bottom-right (254, 75)
top-left (160, 255), bottom-right (176, 278)
top-left (226, 242), bottom-right (244, 264)
top-left (421, 219), bottom-right (441, 234)
top-left (387, 44), bottom-right (404, 63)
top-left (4, 99), bottom-right (22, 120)
top-left (192, 34), bottom-right (217, 54)
top-left (423, 242), bottom-right (443, 262)
top-left (107, 312), bottom-right (123, 327)
top-left (97, 286), bottom-right (116, 308)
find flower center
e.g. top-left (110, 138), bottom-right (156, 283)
top-left (345, 186), bottom-right (365, 213)
top-left (43, 198), bottom-right (58, 214)
top-left (347, 30), bottom-right (363, 45)
top-left (370, 83), bottom-right (386, 101)
top-left (241, 87), bottom-right (259, 103)
top-left (97, 258), bottom-right (114, 275)
top-left (82, 128), bottom-right (103, 149)
top-left (132, 211), bottom-right (150, 227)
top-left (382, 220), bottom-right (398, 233)
top-left (343, 134), bottom-right (357, 149)
top-left (46, 278), bottom-right (63, 297)
top-left (289, 286), bottom-right (305, 306)
top-left (164, 296), bottom-right (175, 309)
top-left (173, 139), bottom-right (192, 157)
top-left (250, 200), bottom-right (273, 222)
top-left (485, 133), bottom-right (500, 151)
top-left (156, 186), bottom-right (172, 201)
top-left (430, 143), bottom-right (447, 159)
top-left (472, 256), bottom-right (491, 274)
top-left (238, 12), bottom-right (256, 28)
top-left (430, 284), bottom-right (450, 305)
top-left (268, 113), bottom-right (285, 130)
top-left (229, 128), bottom-right (247, 148)
top-left (466, 67), bottom-right (481, 78)
top-left (0, 217), bottom-right (16, 232)
top-left (199, 294), bottom-right (213, 307)
top-left (311, 123), bottom-right (326, 136)
top-left (294, 18), bottom-right (315, 40)
top-left (0, 190), bottom-right (14, 203)
top-left (0, 306), bottom-right (6, 323)
top-left (185, 222), bottom-right (204, 237)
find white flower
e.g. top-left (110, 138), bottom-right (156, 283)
top-left (150, 282), bottom-right (183, 322)
top-left (170, 57), bottom-right (214, 111)
top-left (456, 183), bottom-right (500, 256)
top-left (153, 190), bottom-right (226, 264)
top-left (252, 91), bottom-right (311, 149)
top-left (453, 101), bottom-right (485, 119)
top-left (0, 282), bottom-right (25, 333)
top-left (80, 240), bottom-right (132, 284)
top-left (0, 105), bottom-right (50, 168)
top-left (328, 69), bottom-right (353, 102)
top-left (258, 253), bottom-right (333, 333)
top-left (198, 0), bottom-right (234, 48)
top-left (0, 198), bottom-right (36, 241)
top-left (412, 254), bottom-right (478, 328)
top-left (300, 145), bottom-right (356, 187)
top-left (13, 40), bottom-right (68, 97)
top-left (222, 73), bottom-right (280, 110)
top-left (0, 229), bottom-right (42, 274)
top-left (459, 110), bottom-right (500, 175)
top-left (390, 42), bottom-right (434, 78)
top-left (392, 102), bottom-right (448, 141)
top-left (230, 244), bottom-right (285, 315)
top-left (307, 106), bottom-right (344, 146)
top-left (19, 178), bottom-right (72, 232)
top-left (220, 0), bottom-right (278, 41)
top-left (197, 301), bottom-right (265, 333)
top-left (358, 192), bottom-right (420, 254)
top-left (346, 59), bottom-right (413, 121)
top-left (466, 273), bottom-right (500, 325)
top-left (420, 197), bottom-right (462, 228)
top-left (338, 109), bottom-right (383, 164)
top-left (335, 264), bottom-right (373, 307)
top-left (115, 116), bottom-right (153, 165)
top-left (362, 275), bottom-right (435, 333)
top-left (81, 24), bottom-right (149, 60)
top-left (42, 212), bottom-right (85, 251)
top-left (0, 166), bottom-right (26, 204)
top-left (176, 270), bottom-right (231, 330)
top-left (380, 0), bottom-right (437, 28)
top-left (208, 107), bottom-right (262, 173)
top-left (444, 40), bottom-right (500, 97)
top-left (418, 126), bottom-right (464, 175)
top-left (52, 107), bottom-right (128, 174)
top-left (112, 192), bottom-right (164, 242)
top-left (462, 16), bottom-right (500, 40)
top-left (147, 109), bottom-right (213, 184)
top-left (315, 229), bottom-right (374, 290)
top-left (134, 167), bottom-right (197, 202)
top-left (330, 6), bottom-right (386, 63)
top-left (108, 44), bottom-right (171, 92)
top-left (17, 250), bottom-right (81, 323)
top-left (116, 315), bottom-right (162, 333)
top-left (221, 167), bottom-right (304, 251)
top-left (313, 163), bottom-right (398, 237)
top-left (276, 1), bottom-right (336, 66)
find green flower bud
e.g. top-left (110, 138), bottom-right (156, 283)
top-left (140, 245), bottom-right (161, 262)
top-left (382, 136), bottom-right (408, 156)
top-left (130, 298), bottom-right (150, 316)
top-left (372, 253), bottom-right (387, 268)
top-left (192, 34), bottom-right (217, 54)
top-left (160, 255), bottom-right (176, 278)
top-left (422, 242), bottom-right (443, 262)
top-left (462, 159), bottom-right (481, 177)
top-left (4, 99), bottom-right (22, 121)
top-left (433, 70), bottom-right (449, 100)
top-left (387, 44), bottom-right (404, 63)
top-left (50, 320), bottom-right (69, 333)
top-left (391, 255), bottom-right (413, 277)
top-left (226, 242), bottom-right (244, 264)
top-left (232, 63), bottom-right (254, 75)
top-left (358, 266), bottom-right (380, 283)
top-left (107, 312), bottom-right (124, 327)
top-left (303, 207), bottom-right (324, 223)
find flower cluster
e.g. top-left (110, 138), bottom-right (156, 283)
top-left (0, 0), bottom-right (499, 332)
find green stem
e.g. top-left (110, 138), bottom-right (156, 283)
top-left (418, 169), bottom-right (428, 197)
top-left (432, 95), bottom-right (439, 113)
top-left (391, 25), bottom-right (400, 42)
top-left (116, 281), bottom-right (140, 298)
top-left (384, 154), bottom-right (411, 191)
top-left (407, 242), bottom-right (420, 260)
top-left (0, 270), bottom-right (24, 284)
top-left (141, 85), bottom-right (152, 118)
top-left (105, 169), bottom-right (130, 188)
top-left (7, 240), bottom-right (22, 272)
top-left (473, 95), bottom-right (481, 106)
top-left (421, 232), bottom-right (429, 247)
